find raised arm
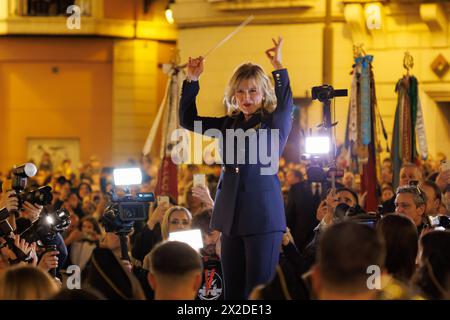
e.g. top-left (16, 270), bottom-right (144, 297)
top-left (179, 56), bottom-right (227, 134)
top-left (266, 37), bottom-right (294, 142)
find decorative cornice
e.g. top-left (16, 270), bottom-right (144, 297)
top-left (208, 0), bottom-right (316, 11)
top-left (0, 16), bottom-right (177, 41)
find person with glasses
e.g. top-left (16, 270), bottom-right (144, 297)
top-left (382, 163), bottom-right (423, 214)
top-left (394, 185), bottom-right (428, 232)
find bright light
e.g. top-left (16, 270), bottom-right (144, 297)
top-left (165, 8), bottom-right (174, 24)
top-left (46, 216), bottom-right (54, 225)
top-left (305, 136), bottom-right (331, 155)
top-left (168, 229), bottom-right (203, 252)
top-left (113, 168), bottom-right (142, 186)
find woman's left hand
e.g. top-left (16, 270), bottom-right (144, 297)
top-left (265, 36), bottom-right (284, 70)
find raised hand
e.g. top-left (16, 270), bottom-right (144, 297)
top-left (38, 249), bottom-right (59, 272)
top-left (21, 201), bottom-right (43, 223)
top-left (186, 56), bottom-right (204, 81)
top-left (0, 190), bottom-right (18, 212)
top-left (147, 202), bottom-right (170, 230)
top-left (265, 37), bottom-right (284, 70)
top-left (192, 185), bottom-right (214, 210)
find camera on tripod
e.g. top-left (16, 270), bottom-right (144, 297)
top-left (302, 85), bottom-right (348, 183)
top-left (311, 85), bottom-right (348, 102)
top-left (100, 168), bottom-right (155, 234)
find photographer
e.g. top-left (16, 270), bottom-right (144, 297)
top-left (302, 187), bottom-right (361, 270)
top-left (100, 231), bottom-right (131, 271)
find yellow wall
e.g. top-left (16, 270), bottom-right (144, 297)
top-left (104, 0), bottom-right (137, 20)
top-left (173, 0), bottom-right (450, 161)
top-left (0, 38), bottom-right (113, 173)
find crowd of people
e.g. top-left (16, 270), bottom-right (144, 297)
top-left (0, 148), bottom-right (448, 300)
top-left (0, 39), bottom-right (449, 301)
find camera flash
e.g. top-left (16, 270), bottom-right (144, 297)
top-left (46, 216), bottom-right (54, 225)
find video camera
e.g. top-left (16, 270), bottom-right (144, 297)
top-left (100, 168), bottom-right (155, 235)
top-left (100, 167), bottom-right (155, 262)
top-left (302, 85), bottom-right (347, 184)
top-left (311, 85), bottom-right (348, 102)
top-left (11, 163), bottom-right (53, 213)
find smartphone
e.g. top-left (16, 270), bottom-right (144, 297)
top-left (441, 160), bottom-right (450, 172)
top-left (193, 174), bottom-right (206, 188)
top-left (157, 195), bottom-right (169, 205)
top-left (168, 229), bottom-right (204, 251)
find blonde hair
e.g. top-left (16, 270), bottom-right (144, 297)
top-left (161, 206), bottom-right (193, 240)
top-left (224, 63), bottom-right (277, 116)
top-left (0, 266), bottom-right (59, 300)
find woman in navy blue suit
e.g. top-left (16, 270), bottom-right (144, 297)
top-left (179, 37), bottom-right (294, 299)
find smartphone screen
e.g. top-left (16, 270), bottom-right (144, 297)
top-left (193, 174), bottom-right (206, 188)
top-left (169, 229), bottom-right (204, 251)
top-left (157, 195), bottom-right (169, 205)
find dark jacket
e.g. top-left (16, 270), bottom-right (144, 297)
top-left (179, 69), bottom-right (293, 236)
top-left (285, 181), bottom-right (324, 250)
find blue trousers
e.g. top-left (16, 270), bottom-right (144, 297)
top-left (220, 232), bottom-right (283, 300)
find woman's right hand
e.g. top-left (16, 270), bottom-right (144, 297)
top-left (187, 56), bottom-right (204, 81)
top-left (147, 202), bottom-right (170, 229)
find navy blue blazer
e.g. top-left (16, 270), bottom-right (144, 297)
top-left (179, 69), bottom-right (294, 236)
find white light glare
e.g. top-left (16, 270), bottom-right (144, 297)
top-left (46, 216), bottom-right (54, 225)
top-left (113, 168), bottom-right (142, 186)
top-left (165, 8), bottom-right (174, 24)
top-left (168, 229), bottom-right (204, 252)
top-left (305, 136), bottom-right (331, 155)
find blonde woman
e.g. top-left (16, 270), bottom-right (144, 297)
top-left (0, 265), bottom-right (59, 300)
top-left (142, 206), bottom-right (193, 271)
top-left (180, 37), bottom-right (294, 299)
top-left (160, 206), bottom-right (193, 240)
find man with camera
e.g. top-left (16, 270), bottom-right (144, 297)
top-left (302, 187), bottom-right (361, 270)
top-left (0, 164), bottom-right (69, 277)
